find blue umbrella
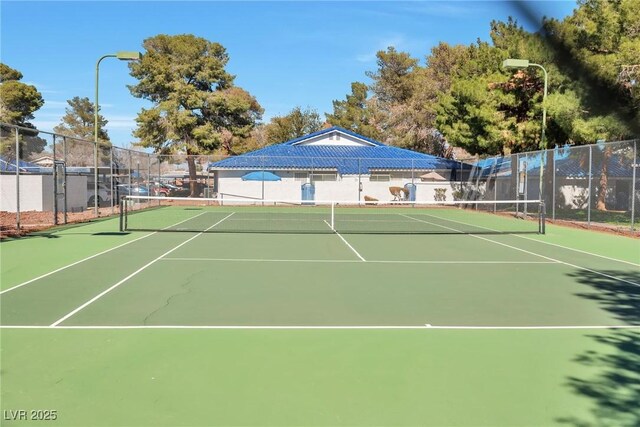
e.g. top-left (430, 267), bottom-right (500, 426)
top-left (241, 171), bottom-right (281, 181)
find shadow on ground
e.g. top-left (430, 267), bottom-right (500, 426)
top-left (558, 270), bottom-right (640, 427)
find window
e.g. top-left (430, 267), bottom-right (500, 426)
top-left (294, 172), bottom-right (308, 181)
top-left (310, 173), bottom-right (337, 182)
top-left (369, 173), bottom-right (391, 182)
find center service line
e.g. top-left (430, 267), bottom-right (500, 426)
top-left (324, 220), bottom-right (366, 262)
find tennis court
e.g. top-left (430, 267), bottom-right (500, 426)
top-left (1, 200), bottom-right (639, 426)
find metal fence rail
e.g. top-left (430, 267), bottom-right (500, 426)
top-left (1, 122), bottom-right (637, 235)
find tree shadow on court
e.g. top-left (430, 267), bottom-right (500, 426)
top-left (557, 269), bottom-right (640, 427)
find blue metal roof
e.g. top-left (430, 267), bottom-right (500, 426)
top-left (472, 147), bottom-right (634, 178)
top-left (0, 156), bottom-right (41, 172)
top-left (209, 127), bottom-right (469, 174)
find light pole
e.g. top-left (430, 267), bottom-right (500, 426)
top-left (94, 51), bottom-right (141, 215)
top-left (502, 58), bottom-right (549, 210)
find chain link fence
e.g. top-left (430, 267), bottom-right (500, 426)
top-left (462, 139), bottom-right (638, 234)
top-left (1, 122), bottom-right (637, 236)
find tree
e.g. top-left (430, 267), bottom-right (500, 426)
top-left (265, 106), bottom-right (323, 144)
top-left (221, 124), bottom-right (270, 155)
top-left (129, 34), bottom-right (263, 196)
top-left (0, 63), bottom-right (23, 82)
top-left (366, 47), bottom-right (418, 104)
top-left (326, 82), bottom-right (380, 139)
top-left (52, 96), bottom-right (111, 166)
top-left (365, 48), bottom-right (453, 155)
top-left (437, 73), bottom-right (514, 156)
top-left (0, 63), bottom-right (46, 161)
top-left (54, 96), bottom-right (109, 142)
top-left (0, 63), bottom-right (44, 127)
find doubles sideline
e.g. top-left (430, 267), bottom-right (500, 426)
top-left (49, 212), bottom-right (236, 327)
top-left (401, 213), bottom-right (640, 288)
top-left (1, 211), bottom-right (212, 296)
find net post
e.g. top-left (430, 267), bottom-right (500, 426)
top-left (331, 202), bottom-right (336, 231)
top-left (124, 196), bottom-right (129, 231)
top-left (119, 196), bottom-right (124, 232)
top-left (539, 200), bottom-right (546, 234)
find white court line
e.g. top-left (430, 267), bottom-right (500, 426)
top-left (49, 212), bottom-right (235, 327)
top-left (507, 234), bottom-right (639, 267)
top-left (403, 213), bottom-right (640, 288)
top-left (1, 324), bottom-right (639, 330)
top-left (161, 257), bottom-right (558, 265)
top-left (324, 220), bottom-right (366, 261)
top-left (0, 211), bottom-right (210, 296)
top-left (424, 211), bottom-right (640, 267)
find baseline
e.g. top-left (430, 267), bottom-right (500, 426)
top-left (2, 324), bottom-right (639, 330)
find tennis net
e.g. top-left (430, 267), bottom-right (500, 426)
top-left (119, 196), bottom-right (545, 235)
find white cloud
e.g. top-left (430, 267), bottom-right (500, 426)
top-left (105, 116), bottom-right (137, 129)
top-left (31, 120), bottom-right (60, 130)
top-left (23, 82), bottom-right (63, 95)
top-left (401, 3), bottom-right (479, 18)
top-left (43, 100), bottom-right (68, 108)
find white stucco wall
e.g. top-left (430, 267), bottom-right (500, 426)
top-left (0, 174), bottom-right (87, 212)
top-left (215, 170), bottom-right (460, 203)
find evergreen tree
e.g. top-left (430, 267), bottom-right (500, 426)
top-left (326, 82), bottom-right (380, 139)
top-left (0, 63), bottom-right (46, 160)
top-left (265, 106), bottom-right (323, 144)
top-left (129, 34), bottom-right (263, 196)
top-left (53, 96), bottom-right (109, 142)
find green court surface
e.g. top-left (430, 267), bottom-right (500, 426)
top-left (1, 206), bottom-right (639, 426)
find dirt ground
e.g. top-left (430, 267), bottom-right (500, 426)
top-left (0, 206), bottom-right (121, 239)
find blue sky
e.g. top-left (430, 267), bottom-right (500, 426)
top-left (1, 1), bottom-right (577, 147)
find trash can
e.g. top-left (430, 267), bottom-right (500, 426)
top-left (404, 183), bottom-right (416, 202)
top-left (301, 183), bottom-right (315, 205)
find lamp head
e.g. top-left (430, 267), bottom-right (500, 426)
top-left (116, 51), bottom-right (142, 61)
top-left (502, 58), bottom-right (530, 69)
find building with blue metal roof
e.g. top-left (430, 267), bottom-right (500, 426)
top-left (208, 127), bottom-right (470, 202)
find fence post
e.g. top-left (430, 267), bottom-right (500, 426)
top-left (515, 153), bottom-right (520, 216)
top-left (110, 147), bottom-right (115, 215)
top-left (15, 129), bottom-right (20, 233)
top-left (493, 156), bottom-right (498, 212)
top-left (261, 155), bottom-right (265, 204)
top-left (147, 153), bottom-right (151, 203)
top-left (158, 155), bottom-right (162, 206)
top-left (62, 136), bottom-right (67, 224)
top-left (587, 145), bottom-right (592, 227)
top-left (53, 134), bottom-right (58, 225)
top-left (632, 140), bottom-right (637, 231)
top-left (552, 148), bottom-right (556, 221)
top-left (358, 158), bottom-right (362, 202)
